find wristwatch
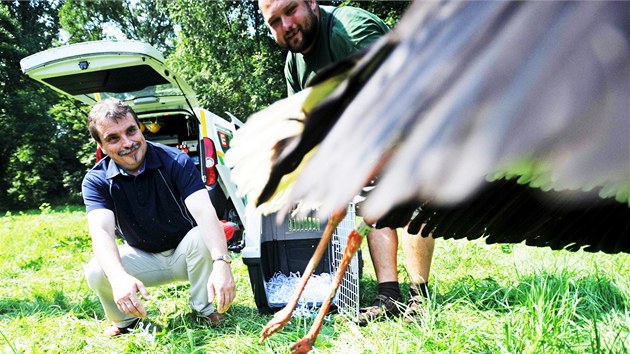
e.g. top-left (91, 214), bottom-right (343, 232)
top-left (213, 254), bottom-right (232, 264)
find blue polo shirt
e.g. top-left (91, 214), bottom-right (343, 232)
top-left (82, 142), bottom-right (206, 253)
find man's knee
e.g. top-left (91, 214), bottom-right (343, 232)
top-left (84, 259), bottom-right (107, 291)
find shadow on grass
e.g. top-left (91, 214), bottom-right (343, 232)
top-left (2, 204), bottom-right (84, 217)
top-left (162, 302), bottom-right (348, 352)
top-left (357, 269), bottom-right (627, 324)
top-left (437, 272), bottom-right (627, 321)
top-left (358, 277), bottom-right (380, 306)
top-left (163, 303), bottom-right (262, 333)
top-left (0, 289), bottom-right (101, 320)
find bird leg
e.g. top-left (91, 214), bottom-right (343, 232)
top-left (290, 219), bottom-right (373, 354)
top-left (260, 208), bottom-right (348, 343)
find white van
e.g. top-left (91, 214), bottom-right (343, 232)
top-left (20, 40), bottom-right (246, 248)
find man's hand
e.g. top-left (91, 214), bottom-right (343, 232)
top-left (207, 261), bottom-right (236, 313)
top-left (111, 273), bottom-right (152, 318)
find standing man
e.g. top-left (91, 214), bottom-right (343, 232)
top-left (82, 99), bottom-right (235, 336)
top-left (258, 0), bottom-right (435, 324)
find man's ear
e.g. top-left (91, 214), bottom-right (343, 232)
top-left (308, 0), bottom-right (319, 14)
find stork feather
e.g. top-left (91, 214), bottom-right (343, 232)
top-left (229, 0), bottom-right (630, 251)
top-left (289, 1), bottom-right (630, 219)
top-left (227, 1), bottom-right (630, 351)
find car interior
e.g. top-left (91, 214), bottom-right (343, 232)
top-left (140, 111), bottom-right (201, 165)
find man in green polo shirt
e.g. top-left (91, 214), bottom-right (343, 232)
top-left (279, 1), bottom-right (388, 95)
top-left (259, 0), bottom-right (435, 325)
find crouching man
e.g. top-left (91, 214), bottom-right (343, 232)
top-left (82, 98), bottom-right (235, 336)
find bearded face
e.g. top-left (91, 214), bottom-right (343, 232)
top-left (261, 0), bottom-right (320, 54)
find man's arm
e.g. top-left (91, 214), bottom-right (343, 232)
top-left (87, 208), bottom-right (150, 318)
top-left (184, 189), bottom-right (236, 313)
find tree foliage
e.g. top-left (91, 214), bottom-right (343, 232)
top-left (59, 0), bottom-right (176, 54)
top-left (326, 1), bottom-right (411, 28)
top-left (0, 1), bottom-right (74, 211)
top-left (0, 0), bottom-right (408, 211)
top-left (164, 0), bottom-right (286, 120)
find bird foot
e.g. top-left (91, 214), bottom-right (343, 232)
top-left (259, 308), bottom-right (293, 343)
top-left (290, 336), bottom-right (314, 354)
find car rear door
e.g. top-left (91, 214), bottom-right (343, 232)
top-left (20, 40), bottom-right (198, 111)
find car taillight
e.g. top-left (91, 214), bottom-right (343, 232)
top-left (95, 146), bottom-right (104, 163)
top-left (203, 137), bottom-right (218, 186)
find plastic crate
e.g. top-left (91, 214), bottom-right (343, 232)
top-left (328, 203), bottom-right (362, 320)
top-left (242, 204), bottom-right (361, 316)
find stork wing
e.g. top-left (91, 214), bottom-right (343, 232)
top-left (287, 1), bottom-right (630, 219)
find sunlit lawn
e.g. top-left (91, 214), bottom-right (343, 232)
top-left (1, 205), bottom-right (628, 353)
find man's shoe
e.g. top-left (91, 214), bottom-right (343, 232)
top-left (104, 318), bottom-right (141, 337)
top-left (357, 295), bottom-right (402, 326)
top-left (199, 312), bottom-right (225, 327)
top-left (104, 318), bottom-right (162, 337)
top-left (402, 295), bottom-right (426, 323)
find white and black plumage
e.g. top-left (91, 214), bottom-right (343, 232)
top-left (227, 1), bottom-right (630, 352)
top-left (295, 1), bottom-right (629, 216)
top-left (229, 0), bottom-right (630, 253)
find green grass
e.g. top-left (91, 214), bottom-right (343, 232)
top-left (1, 205), bottom-right (629, 353)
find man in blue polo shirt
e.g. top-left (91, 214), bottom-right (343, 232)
top-left (82, 98), bottom-right (235, 336)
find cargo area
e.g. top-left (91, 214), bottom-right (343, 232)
top-left (140, 112), bottom-right (201, 163)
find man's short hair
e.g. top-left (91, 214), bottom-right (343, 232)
top-left (88, 98), bottom-right (140, 143)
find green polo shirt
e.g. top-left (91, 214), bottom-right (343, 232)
top-left (285, 5), bottom-right (390, 96)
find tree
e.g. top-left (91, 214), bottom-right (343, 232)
top-left (59, 0), bottom-right (176, 54)
top-left (0, 5), bottom-right (24, 210)
top-left (164, 0), bottom-right (286, 121)
top-left (0, 1), bottom-right (77, 211)
top-left (334, 1), bottom-right (411, 28)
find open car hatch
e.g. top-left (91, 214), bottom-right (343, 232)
top-left (19, 40), bottom-right (198, 113)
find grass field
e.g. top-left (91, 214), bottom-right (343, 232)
top-left (1, 205), bottom-right (628, 353)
